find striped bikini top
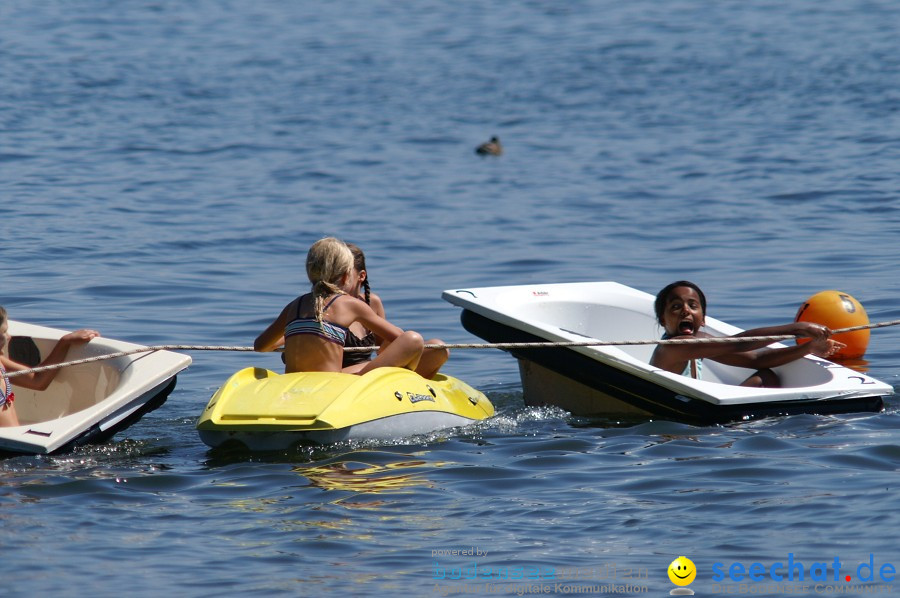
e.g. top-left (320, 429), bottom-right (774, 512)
top-left (0, 363), bottom-right (14, 408)
top-left (284, 294), bottom-right (350, 346)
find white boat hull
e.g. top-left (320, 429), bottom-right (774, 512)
top-left (443, 282), bottom-right (893, 423)
top-left (199, 411), bottom-right (481, 451)
top-left (1, 321), bottom-right (191, 455)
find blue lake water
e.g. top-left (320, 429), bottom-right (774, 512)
top-left (2, 1), bottom-right (900, 596)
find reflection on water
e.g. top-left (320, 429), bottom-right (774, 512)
top-left (297, 458), bottom-right (438, 495)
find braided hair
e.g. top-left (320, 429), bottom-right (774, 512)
top-left (345, 242), bottom-right (371, 305)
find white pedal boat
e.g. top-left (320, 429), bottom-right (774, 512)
top-left (443, 282), bottom-right (893, 424)
top-left (0, 321), bottom-right (192, 455)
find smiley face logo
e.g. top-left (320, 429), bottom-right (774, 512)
top-left (668, 556), bottom-right (696, 586)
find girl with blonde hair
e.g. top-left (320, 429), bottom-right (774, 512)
top-left (255, 237), bottom-right (425, 374)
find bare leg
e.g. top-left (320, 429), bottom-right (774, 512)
top-left (0, 403), bottom-right (19, 427)
top-left (741, 369), bottom-right (780, 388)
top-left (358, 331), bottom-right (424, 375)
top-left (415, 338), bottom-right (449, 379)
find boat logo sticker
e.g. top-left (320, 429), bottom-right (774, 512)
top-left (407, 392), bottom-right (435, 404)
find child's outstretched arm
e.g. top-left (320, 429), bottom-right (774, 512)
top-left (4, 329), bottom-right (100, 391)
top-left (712, 322), bottom-right (842, 369)
top-left (348, 298), bottom-right (404, 346)
top-left (741, 336), bottom-right (844, 369)
top-left (652, 322), bottom-right (837, 373)
top-left (736, 321), bottom-right (829, 342)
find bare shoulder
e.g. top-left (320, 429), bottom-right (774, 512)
top-left (338, 294), bottom-right (373, 314)
top-left (652, 331), bottom-right (712, 367)
top-left (368, 292), bottom-right (386, 317)
top-left (285, 294), bottom-right (305, 311)
top-left (280, 297), bottom-right (301, 318)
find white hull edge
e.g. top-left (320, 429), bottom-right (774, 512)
top-left (199, 411), bottom-right (480, 451)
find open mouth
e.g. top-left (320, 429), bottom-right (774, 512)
top-left (678, 320), bottom-right (695, 335)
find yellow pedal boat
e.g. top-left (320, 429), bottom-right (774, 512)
top-left (196, 367), bottom-right (494, 450)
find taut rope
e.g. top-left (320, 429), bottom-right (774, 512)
top-left (6, 345), bottom-right (254, 378)
top-left (7, 319), bottom-right (900, 378)
top-left (410, 318), bottom-right (900, 350)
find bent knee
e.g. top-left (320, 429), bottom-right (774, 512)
top-left (758, 369), bottom-right (781, 387)
top-left (426, 338), bottom-right (449, 356)
top-left (398, 331), bottom-right (425, 350)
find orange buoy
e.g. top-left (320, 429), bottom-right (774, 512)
top-left (794, 290), bottom-right (870, 359)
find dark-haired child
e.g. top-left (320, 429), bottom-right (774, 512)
top-left (649, 281), bottom-right (843, 387)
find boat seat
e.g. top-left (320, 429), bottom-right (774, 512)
top-left (10, 336), bottom-right (41, 367)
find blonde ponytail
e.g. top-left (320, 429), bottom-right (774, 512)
top-left (306, 237), bottom-right (353, 322)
